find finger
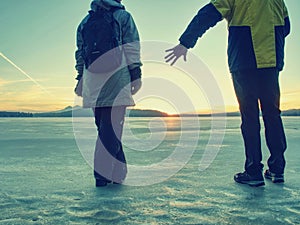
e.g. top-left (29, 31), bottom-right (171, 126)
top-left (170, 57), bottom-right (179, 66)
top-left (164, 52), bottom-right (174, 59)
top-left (165, 55), bottom-right (176, 63)
top-left (165, 48), bottom-right (174, 52)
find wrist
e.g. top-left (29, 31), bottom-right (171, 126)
top-left (76, 74), bottom-right (82, 80)
top-left (179, 41), bottom-right (190, 49)
top-left (130, 67), bottom-right (142, 82)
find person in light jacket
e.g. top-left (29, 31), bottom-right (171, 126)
top-left (74, 0), bottom-right (142, 187)
top-left (166, 0), bottom-right (290, 187)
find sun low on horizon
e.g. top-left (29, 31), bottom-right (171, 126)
top-left (0, 0), bottom-right (299, 114)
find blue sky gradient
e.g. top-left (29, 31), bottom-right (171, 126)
top-left (0, 0), bottom-right (299, 112)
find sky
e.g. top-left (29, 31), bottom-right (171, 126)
top-left (0, 0), bottom-right (299, 114)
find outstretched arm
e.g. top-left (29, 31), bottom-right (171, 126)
top-left (165, 2), bottom-right (224, 66)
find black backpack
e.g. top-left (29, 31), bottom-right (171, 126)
top-left (82, 9), bottom-right (122, 73)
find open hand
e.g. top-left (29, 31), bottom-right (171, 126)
top-left (165, 44), bottom-right (188, 66)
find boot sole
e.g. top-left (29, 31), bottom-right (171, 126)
top-left (265, 175), bottom-right (284, 183)
top-left (234, 178), bottom-right (265, 187)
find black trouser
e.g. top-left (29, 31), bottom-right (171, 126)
top-left (93, 106), bottom-right (127, 183)
top-left (232, 68), bottom-right (287, 175)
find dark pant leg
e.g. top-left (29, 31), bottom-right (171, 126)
top-left (93, 106), bottom-right (127, 182)
top-left (232, 70), bottom-right (263, 175)
top-left (258, 68), bottom-right (287, 174)
top-left (110, 106), bottom-right (127, 183)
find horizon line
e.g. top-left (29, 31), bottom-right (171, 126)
top-left (1, 106), bottom-right (300, 115)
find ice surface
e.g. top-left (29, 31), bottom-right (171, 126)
top-left (0, 117), bottom-right (299, 224)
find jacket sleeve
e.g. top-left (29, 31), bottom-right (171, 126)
top-left (74, 22), bottom-right (85, 80)
top-left (283, 2), bottom-right (290, 37)
top-left (121, 11), bottom-right (142, 72)
top-left (179, 3), bottom-right (224, 49)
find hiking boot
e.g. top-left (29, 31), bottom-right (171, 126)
top-left (234, 171), bottom-right (265, 187)
top-left (113, 182), bottom-right (122, 185)
top-left (95, 179), bottom-right (109, 187)
top-left (264, 169), bottom-right (284, 183)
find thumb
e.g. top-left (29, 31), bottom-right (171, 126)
top-left (184, 53), bottom-right (187, 62)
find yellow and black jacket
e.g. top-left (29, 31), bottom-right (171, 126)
top-left (179, 0), bottom-right (290, 72)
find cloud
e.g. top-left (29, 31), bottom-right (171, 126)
top-left (283, 90), bottom-right (300, 96)
top-left (0, 78), bottom-right (33, 87)
top-left (281, 90), bottom-right (300, 109)
top-left (0, 73), bottom-right (77, 111)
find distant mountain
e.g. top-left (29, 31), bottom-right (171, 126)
top-left (35, 106), bottom-right (92, 117)
top-left (0, 106), bottom-right (168, 118)
top-left (0, 111), bottom-right (33, 117)
top-left (282, 109), bottom-right (300, 116)
top-left (1, 107), bottom-right (300, 117)
top-left (126, 109), bottom-right (169, 117)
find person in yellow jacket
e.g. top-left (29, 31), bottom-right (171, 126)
top-left (165, 0), bottom-right (290, 187)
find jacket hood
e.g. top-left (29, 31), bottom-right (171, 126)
top-left (91, 0), bottom-right (125, 11)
